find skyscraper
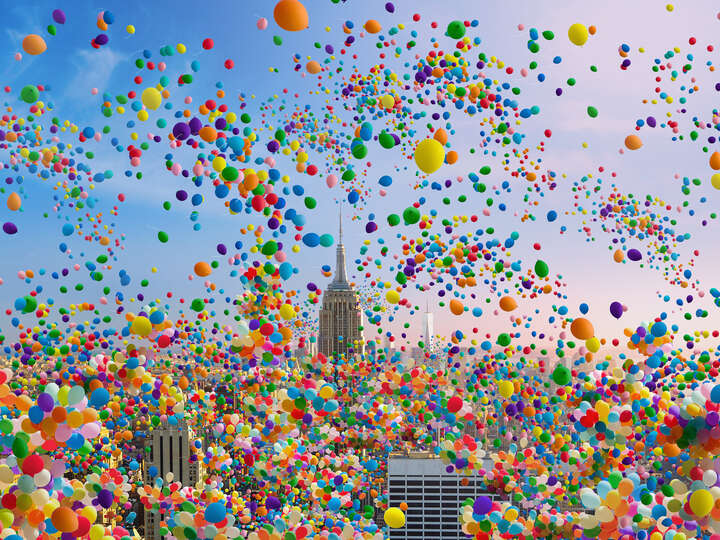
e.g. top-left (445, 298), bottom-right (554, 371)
top-left (423, 300), bottom-right (434, 348)
top-left (318, 211), bottom-right (364, 358)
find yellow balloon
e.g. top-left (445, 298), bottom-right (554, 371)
top-left (131, 316), bottom-right (152, 337)
top-left (126, 25), bottom-right (135, 34)
top-left (689, 489), bottom-right (714, 517)
top-left (499, 380), bottom-right (514, 399)
top-left (380, 95), bottom-right (395, 108)
top-left (141, 87), bottom-right (162, 110)
top-left (586, 337), bottom-right (600, 353)
top-left (384, 507), bottom-right (405, 528)
top-left (385, 290), bottom-right (400, 304)
top-left (279, 304), bottom-right (296, 320)
top-left (568, 23), bottom-right (589, 46)
top-left (414, 138), bottom-right (445, 174)
top-left (711, 173), bottom-right (720, 190)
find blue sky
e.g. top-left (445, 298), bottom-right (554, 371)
top-left (1, 0), bottom-right (720, 354)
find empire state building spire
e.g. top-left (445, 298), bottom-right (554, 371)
top-left (329, 208), bottom-right (349, 289)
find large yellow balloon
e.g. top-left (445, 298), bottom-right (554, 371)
top-left (385, 290), bottom-right (400, 304)
top-left (384, 507), bottom-right (405, 528)
top-left (712, 173), bottom-right (720, 190)
top-left (141, 87), bottom-right (162, 110)
top-left (279, 304), bottom-right (296, 320)
top-left (586, 337), bottom-right (600, 353)
top-left (414, 138), bottom-right (445, 174)
top-left (131, 316), bottom-right (152, 337)
top-left (499, 380), bottom-right (514, 399)
top-left (568, 23), bottom-right (589, 46)
top-left (22, 34), bottom-right (47, 56)
top-left (689, 489), bottom-right (714, 517)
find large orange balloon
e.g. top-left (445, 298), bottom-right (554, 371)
top-left (194, 261), bottom-right (212, 277)
top-left (449, 299), bottom-right (464, 315)
top-left (22, 34), bottom-right (47, 56)
top-left (613, 249), bottom-right (624, 263)
top-left (6, 192), bottom-right (21, 211)
top-left (499, 296), bottom-right (517, 312)
top-left (51, 507), bottom-right (78, 533)
top-left (273, 0), bottom-right (309, 32)
top-left (364, 20), bottom-right (382, 34)
top-left (710, 151), bottom-right (720, 170)
top-left (306, 61), bottom-right (321, 74)
top-left (570, 318), bottom-right (594, 340)
top-left (624, 134), bottom-right (642, 150)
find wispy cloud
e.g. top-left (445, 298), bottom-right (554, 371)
top-left (65, 47), bottom-right (127, 99)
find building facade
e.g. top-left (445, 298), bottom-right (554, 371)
top-left (386, 455), bottom-right (499, 540)
top-left (318, 213), bottom-right (364, 358)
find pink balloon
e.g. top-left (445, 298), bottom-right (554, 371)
top-left (257, 17), bottom-right (268, 30)
top-left (326, 174), bottom-right (338, 188)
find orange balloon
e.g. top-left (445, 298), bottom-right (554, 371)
top-left (433, 128), bottom-right (448, 145)
top-left (446, 150), bottom-right (458, 164)
top-left (710, 151), bottom-right (720, 170)
top-left (6, 192), bottom-right (21, 211)
top-left (273, 0), bottom-right (309, 32)
top-left (194, 261), bottom-right (212, 277)
top-left (22, 35), bottom-right (47, 56)
top-left (199, 126), bottom-right (217, 142)
top-left (499, 296), bottom-right (517, 312)
top-left (364, 20), bottom-right (382, 34)
top-left (449, 299), bottom-right (464, 315)
top-left (51, 507), bottom-right (78, 533)
top-left (570, 317), bottom-right (594, 340)
top-left (613, 249), bottom-right (624, 263)
top-left (306, 60), bottom-right (321, 74)
top-left (624, 134), bottom-right (642, 150)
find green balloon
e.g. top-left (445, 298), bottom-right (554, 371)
top-left (22, 296), bottom-right (37, 314)
top-left (587, 106), bottom-right (599, 118)
top-left (341, 169), bottom-right (356, 181)
top-left (304, 196), bottom-right (317, 209)
top-left (351, 141), bottom-right (367, 159)
top-left (12, 436), bottom-right (28, 458)
top-left (261, 240), bottom-right (278, 256)
top-left (402, 206), bottom-right (420, 225)
top-left (387, 213), bottom-right (400, 226)
top-left (319, 234), bottom-right (334, 247)
top-left (446, 20), bottom-right (466, 39)
top-left (379, 131), bottom-right (395, 149)
top-left (47, 25), bottom-right (57, 36)
top-left (190, 298), bottom-right (205, 312)
top-left (497, 333), bottom-right (511, 347)
top-left (158, 231), bottom-right (169, 243)
top-left (551, 364), bottom-right (571, 386)
top-left (20, 85), bottom-right (39, 104)
top-left (534, 259), bottom-right (549, 278)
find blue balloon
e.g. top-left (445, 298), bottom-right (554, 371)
top-left (204, 502), bottom-right (226, 523)
top-left (302, 233), bottom-right (320, 247)
top-left (379, 175), bottom-right (392, 187)
top-left (547, 210), bottom-right (557, 222)
top-left (579, 303), bottom-right (588, 314)
top-left (62, 223), bottom-right (74, 236)
top-left (90, 387), bottom-right (110, 407)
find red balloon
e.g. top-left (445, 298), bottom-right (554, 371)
top-left (202, 38), bottom-right (214, 50)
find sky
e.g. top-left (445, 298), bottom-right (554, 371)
top-left (1, 0), bottom-right (720, 356)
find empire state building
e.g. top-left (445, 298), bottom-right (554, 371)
top-left (318, 213), bottom-right (364, 358)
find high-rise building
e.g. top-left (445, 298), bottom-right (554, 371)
top-left (141, 421), bottom-right (201, 540)
top-left (386, 454), bottom-right (499, 540)
top-left (423, 301), bottom-right (434, 348)
top-left (318, 211), bottom-right (364, 358)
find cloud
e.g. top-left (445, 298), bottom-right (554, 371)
top-left (65, 47), bottom-right (126, 100)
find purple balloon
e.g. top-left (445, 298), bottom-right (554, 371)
top-left (95, 34), bottom-right (109, 46)
top-left (266, 496), bottom-right (281, 510)
top-left (627, 248), bottom-right (642, 261)
top-left (172, 122), bottom-right (190, 141)
top-left (3, 222), bottom-right (17, 235)
top-left (37, 392), bottom-right (54, 412)
top-left (609, 301), bottom-right (623, 319)
top-left (385, 2), bottom-right (395, 12)
top-left (52, 9), bottom-right (66, 24)
top-left (188, 117), bottom-right (202, 135)
top-left (97, 489), bottom-right (114, 509)
top-left (473, 495), bottom-right (492, 515)
top-left (217, 243), bottom-right (227, 255)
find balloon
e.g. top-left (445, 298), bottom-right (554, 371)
top-left (273, 0), bottom-right (309, 32)
top-left (22, 35), bottom-right (47, 55)
top-left (6, 193), bottom-right (20, 211)
top-left (205, 502), bottom-right (227, 523)
top-left (326, 174), bottom-right (338, 188)
top-left (414, 138), bottom-right (445, 174)
top-left (306, 60), bottom-right (321, 74)
top-left (499, 296), bottom-right (517, 312)
top-left (131, 316), bottom-right (152, 337)
top-left (194, 261), bottom-right (212, 277)
top-left (386, 290), bottom-right (400, 304)
top-left (570, 317), bottom-right (594, 340)
top-left (364, 20), bottom-right (381, 34)
top-left (446, 21), bottom-right (466, 39)
top-left (141, 87), bottom-right (162, 110)
top-left (279, 304), bottom-right (296, 320)
top-left (624, 135), bottom-right (642, 150)
top-left (568, 23), bottom-right (589, 46)
top-left (384, 507), bottom-right (405, 528)
top-left (257, 18), bottom-right (268, 30)
top-left (449, 299), bottom-right (464, 315)
top-left (52, 9), bottom-right (66, 24)
top-left (51, 507), bottom-right (78, 533)
top-left (495, 380), bottom-right (512, 399)
top-left (20, 85), bottom-right (39, 104)
top-left (534, 260), bottom-right (549, 278)
top-left (712, 173), bottom-right (720, 190)
top-left (709, 151), bottom-right (720, 170)
top-left (689, 489), bottom-right (714, 517)
top-left (609, 302), bottom-right (623, 319)
top-left (552, 364), bottom-right (571, 385)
